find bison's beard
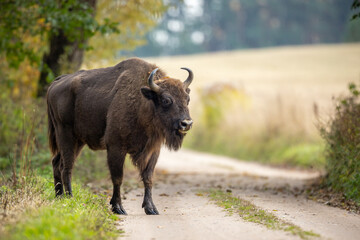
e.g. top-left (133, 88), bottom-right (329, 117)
top-left (164, 130), bottom-right (185, 151)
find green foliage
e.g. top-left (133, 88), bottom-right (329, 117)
top-left (320, 83), bottom-right (360, 204)
top-left (84, 0), bottom-right (168, 66)
top-left (352, 0), bottom-right (360, 20)
top-left (347, 0), bottom-right (360, 40)
top-left (0, 0), bottom-right (167, 97)
top-left (1, 176), bottom-right (120, 240)
top-left (0, 0), bottom-right (118, 69)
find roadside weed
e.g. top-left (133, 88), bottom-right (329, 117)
top-left (203, 189), bottom-right (320, 240)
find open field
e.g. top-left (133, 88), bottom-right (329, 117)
top-left (146, 43), bottom-right (360, 126)
top-left (146, 43), bottom-right (360, 86)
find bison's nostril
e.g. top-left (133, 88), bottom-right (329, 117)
top-left (180, 119), bottom-right (193, 130)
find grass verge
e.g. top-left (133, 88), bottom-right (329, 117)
top-left (202, 189), bottom-right (320, 240)
top-left (185, 134), bottom-right (325, 169)
top-left (0, 175), bottom-right (121, 240)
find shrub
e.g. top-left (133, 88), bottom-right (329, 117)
top-left (320, 83), bottom-right (360, 204)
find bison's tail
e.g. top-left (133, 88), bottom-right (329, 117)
top-left (47, 98), bottom-right (58, 155)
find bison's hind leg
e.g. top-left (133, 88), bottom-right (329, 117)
top-left (56, 127), bottom-right (84, 197)
top-left (52, 153), bottom-right (63, 196)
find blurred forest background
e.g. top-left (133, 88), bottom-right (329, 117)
top-left (1, 1), bottom-right (360, 236)
top-left (132, 0), bottom-right (360, 56)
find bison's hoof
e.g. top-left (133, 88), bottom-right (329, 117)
top-left (112, 204), bottom-right (127, 215)
top-left (55, 192), bottom-right (64, 198)
top-left (144, 206), bottom-right (159, 215)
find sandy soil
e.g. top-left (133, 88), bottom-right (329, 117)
top-left (118, 149), bottom-right (360, 240)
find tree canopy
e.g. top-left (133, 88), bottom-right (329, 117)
top-left (352, 0), bottom-right (360, 19)
top-left (0, 0), bottom-right (167, 98)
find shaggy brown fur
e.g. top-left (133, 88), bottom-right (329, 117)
top-left (47, 58), bottom-right (193, 215)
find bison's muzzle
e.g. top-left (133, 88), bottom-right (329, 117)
top-left (178, 119), bottom-right (193, 134)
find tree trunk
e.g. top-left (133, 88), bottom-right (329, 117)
top-left (37, 30), bottom-right (68, 97)
top-left (36, 0), bottom-right (97, 97)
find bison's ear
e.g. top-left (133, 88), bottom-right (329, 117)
top-left (141, 87), bottom-right (158, 101)
top-left (185, 88), bottom-right (191, 94)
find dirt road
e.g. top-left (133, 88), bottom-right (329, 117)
top-left (118, 149), bottom-right (360, 240)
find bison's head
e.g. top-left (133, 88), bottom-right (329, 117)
top-left (141, 68), bottom-right (193, 150)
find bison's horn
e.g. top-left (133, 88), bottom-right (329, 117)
top-left (181, 67), bottom-right (193, 89)
top-left (148, 68), bottom-right (161, 93)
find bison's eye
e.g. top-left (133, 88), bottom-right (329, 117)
top-left (161, 97), bottom-right (173, 107)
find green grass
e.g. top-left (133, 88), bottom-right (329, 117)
top-left (1, 175), bottom-right (121, 240)
top-left (185, 132), bottom-right (325, 169)
top-left (203, 189), bottom-right (320, 240)
top-left (272, 143), bottom-right (324, 168)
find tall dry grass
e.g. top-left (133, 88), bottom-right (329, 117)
top-left (0, 104), bottom-right (48, 226)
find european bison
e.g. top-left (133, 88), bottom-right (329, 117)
top-left (47, 58), bottom-right (193, 215)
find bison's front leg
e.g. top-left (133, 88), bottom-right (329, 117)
top-left (107, 146), bottom-right (127, 215)
top-left (141, 150), bottom-right (160, 215)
